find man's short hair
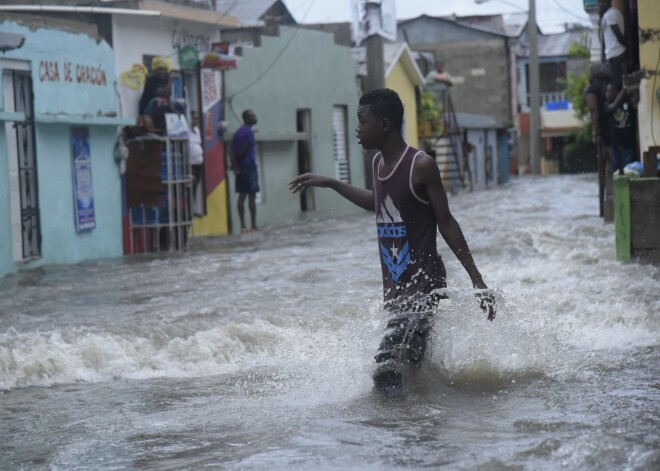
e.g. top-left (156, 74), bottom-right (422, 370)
top-left (359, 88), bottom-right (404, 129)
top-left (242, 109), bottom-right (253, 123)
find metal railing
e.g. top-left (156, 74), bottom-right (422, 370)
top-left (524, 92), bottom-right (567, 110)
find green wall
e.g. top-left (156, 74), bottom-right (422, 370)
top-left (0, 124), bottom-right (123, 277)
top-left (34, 125), bottom-right (123, 264)
top-left (224, 27), bottom-right (367, 232)
top-left (0, 21), bottom-right (124, 278)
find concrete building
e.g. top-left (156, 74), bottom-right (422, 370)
top-left (383, 42), bottom-right (426, 149)
top-left (1, 1), bottom-right (242, 244)
top-left (515, 29), bottom-right (591, 174)
top-left (0, 16), bottom-right (129, 278)
top-left (398, 15), bottom-right (514, 130)
top-left (108, 2), bottom-right (239, 239)
top-left (223, 26), bottom-right (366, 232)
top-left (456, 113), bottom-right (508, 190)
top-left (637, 0), bottom-right (660, 158)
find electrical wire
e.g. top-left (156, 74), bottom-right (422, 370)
top-left (226, 0), bottom-right (316, 121)
top-left (549, 0), bottom-right (591, 25)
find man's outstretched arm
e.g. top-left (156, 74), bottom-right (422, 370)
top-left (413, 156), bottom-right (495, 320)
top-left (288, 173), bottom-right (375, 211)
top-left (413, 155), bottom-right (488, 289)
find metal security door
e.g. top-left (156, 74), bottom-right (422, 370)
top-left (8, 70), bottom-right (41, 260)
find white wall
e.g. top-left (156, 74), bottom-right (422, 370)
top-left (112, 16), bottom-right (221, 120)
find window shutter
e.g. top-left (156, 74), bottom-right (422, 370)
top-left (332, 106), bottom-right (350, 184)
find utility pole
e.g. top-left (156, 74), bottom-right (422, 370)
top-left (364, 34), bottom-right (385, 91)
top-left (363, 1), bottom-right (385, 92)
top-left (528, 0), bottom-right (541, 174)
top-left (359, 1), bottom-right (386, 189)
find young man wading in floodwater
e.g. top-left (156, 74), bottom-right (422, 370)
top-left (289, 88), bottom-right (496, 397)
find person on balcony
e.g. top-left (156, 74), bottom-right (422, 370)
top-left (139, 56), bottom-right (173, 132)
top-left (599, 0), bottom-right (626, 86)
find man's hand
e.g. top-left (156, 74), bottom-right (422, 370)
top-left (288, 173), bottom-right (329, 193)
top-left (476, 290), bottom-right (496, 321)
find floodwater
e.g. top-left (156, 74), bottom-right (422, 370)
top-left (1, 174), bottom-right (658, 470)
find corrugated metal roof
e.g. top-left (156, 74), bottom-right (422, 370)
top-left (537, 31), bottom-right (588, 57)
top-left (502, 13), bottom-right (529, 37)
top-left (214, 0), bottom-right (277, 26)
top-left (517, 30), bottom-right (589, 58)
top-left (399, 14), bottom-right (506, 37)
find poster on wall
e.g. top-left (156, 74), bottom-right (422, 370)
top-left (70, 127), bottom-right (96, 232)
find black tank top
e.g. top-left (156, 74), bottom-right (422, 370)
top-left (373, 146), bottom-right (447, 308)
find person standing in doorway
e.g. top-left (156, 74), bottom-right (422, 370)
top-left (288, 89), bottom-right (495, 397)
top-left (231, 109), bottom-right (259, 233)
top-left (188, 111), bottom-right (204, 216)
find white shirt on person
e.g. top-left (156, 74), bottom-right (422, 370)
top-left (601, 7), bottom-right (625, 60)
top-left (189, 126), bottom-right (204, 165)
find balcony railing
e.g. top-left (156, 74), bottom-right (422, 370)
top-left (523, 92), bottom-right (567, 111)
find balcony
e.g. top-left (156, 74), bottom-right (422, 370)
top-left (522, 92), bottom-right (567, 111)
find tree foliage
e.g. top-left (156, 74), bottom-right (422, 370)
top-left (559, 41), bottom-right (591, 122)
top-left (567, 41), bottom-right (590, 59)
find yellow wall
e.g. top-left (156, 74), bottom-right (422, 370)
top-left (385, 61), bottom-right (420, 149)
top-left (637, 0), bottom-right (660, 155)
top-left (192, 181), bottom-right (229, 236)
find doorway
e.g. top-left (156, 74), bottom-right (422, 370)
top-left (3, 64), bottom-right (41, 261)
top-left (296, 109), bottom-right (313, 212)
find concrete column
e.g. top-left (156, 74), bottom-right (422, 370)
top-left (528, 0), bottom-right (541, 175)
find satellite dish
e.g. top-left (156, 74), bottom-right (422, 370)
top-left (351, 0), bottom-right (397, 45)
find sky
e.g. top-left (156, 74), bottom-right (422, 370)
top-left (282, 0), bottom-right (593, 34)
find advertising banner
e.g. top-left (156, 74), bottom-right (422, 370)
top-left (71, 127), bottom-right (96, 231)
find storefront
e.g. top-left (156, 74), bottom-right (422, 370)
top-left (0, 18), bottom-right (130, 278)
top-left (112, 11), bottom-right (235, 239)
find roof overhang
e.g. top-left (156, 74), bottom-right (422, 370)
top-left (0, 2), bottom-right (240, 27)
top-left (385, 42), bottom-right (425, 88)
top-left (0, 5), bottom-right (162, 17)
top-left (138, 0), bottom-right (239, 26)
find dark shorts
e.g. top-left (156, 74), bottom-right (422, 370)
top-left (235, 165), bottom-right (259, 194)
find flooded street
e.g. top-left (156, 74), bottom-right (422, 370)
top-left (1, 174), bottom-right (658, 470)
